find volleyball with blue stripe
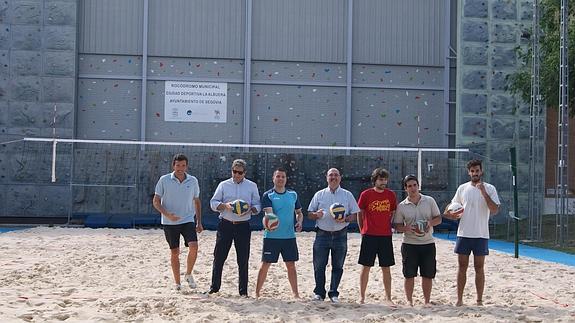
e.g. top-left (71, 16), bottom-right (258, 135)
top-left (329, 203), bottom-right (346, 221)
top-left (231, 199), bottom-right (249, 215)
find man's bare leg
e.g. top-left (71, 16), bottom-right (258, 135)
top-left (170, 248), bottom-right (181, 285)
top-left (186, 243), bottom-right (198, 275)
top-left (359, 266), bottom-right (371, 304)
top-left (422, 277), bottom-right (433, 305)
top-left (381, 266), bottom-right (393, 304)
top-left (474, 255), bottom-right (486, 305)
top-left (404, 277), bottom-right (414, 306)
top-left (285, 261), bottom-right (300, 298)
top-left (457, 254), bottom-right (470, 306)
top-left (255, 262), bottom-right (271, 299)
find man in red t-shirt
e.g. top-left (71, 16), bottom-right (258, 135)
top-left (357, 167), bottom-right (397, 304)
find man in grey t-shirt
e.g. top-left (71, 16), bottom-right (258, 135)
top-left (393, 175), bottom-right (441, 306)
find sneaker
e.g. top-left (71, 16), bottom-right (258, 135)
top-left (329, 296), bottom-right (339, 304)
top-left (312, 294), bottom-right (323, 301)
top-left (174, 284), bottom-right (182, 291)
top-left (184, 274), bottom-right (197, 289)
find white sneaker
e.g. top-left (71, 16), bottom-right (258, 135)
top-left (174, 284), bottom-right (182, 291)
top-left (184, 274), bottom-right (197, 289)
top-left (312, 294), bottom-right (323, 301)
top-left (329, 296), bottom-right (339, 304)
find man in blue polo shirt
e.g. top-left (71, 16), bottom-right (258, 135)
top-left (153, 153), bottom-right (203, 291)
top-left (308, 167), bottom-right (360, 303)
top-left (255, 167), bottom-right (304, 299)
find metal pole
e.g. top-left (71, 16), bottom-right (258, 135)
top-left (443, 0), bottom-right (452, 148)
top-left (138, 0), bottom-right (150, 221)
top-left (529, 0), bottom-right (542, 241)
top-left (417, 149), bottom-right (422, 189)
top-left (557, 0), bottom-right (569, 247)
top-left (140, 0), bottom-right (149, 143)
top-left (243, 0), bottom-right (253, 145)
top-left (345, 0), bottom-right (353, 149)
top-left (51, 104), bottom-right (58, 183)
top-left (510, 147), bottom-right (520, 258)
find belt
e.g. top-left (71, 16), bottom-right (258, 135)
top-left (316, 227), bottom-right (347, 235)
top-left (221, 218), bottom-right (249, 225)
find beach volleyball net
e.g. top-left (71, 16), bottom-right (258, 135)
top-left (3, 137), bottom-right (561, 245)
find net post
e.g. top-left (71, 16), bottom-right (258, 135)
top-left (51, 139), bottom-right (57, 183)
top-left (510, 146), bottom-right (519, 258)
top-left (417, 148), bottom-right (422, 189)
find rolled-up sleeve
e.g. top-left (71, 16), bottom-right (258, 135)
top-left (346, 191), bottom-right (360, 214)
top-left (249, 182), bottom-right (261, 213)
top-left (210, 182), bottom-right (224, 212)
top-left (154, 177), bottom-right (164, 197)
top-left (307, 192), bottom-right (319, 212)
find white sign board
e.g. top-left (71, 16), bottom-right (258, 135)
top-left (164, 81), bottom-right (227, 122)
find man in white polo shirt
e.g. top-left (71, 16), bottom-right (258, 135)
top-left (308, 167), bottom-right (360, 303)
top-left (393, 174), bottom-right (442, 306)
top-left (444, 159), bottom-right (500, 306)
top-left (153, 153), bottom-right (202, 291)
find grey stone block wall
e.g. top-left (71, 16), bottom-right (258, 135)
top-left (457, 0), bottom-right (537, 218)
top-left (0, 0), bottom-right (76, 217)
top-left (0, 0), bottom-right (76, 138)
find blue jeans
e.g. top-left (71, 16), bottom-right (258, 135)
top-left (313, 228), bottom-right (348, 299)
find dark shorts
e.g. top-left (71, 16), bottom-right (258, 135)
top-left (163, 222), bottom-right (197, 249)
top-left (454, 237), bottom-right (489, 256)
top-left (262, 238), bottom-right (299, 263)
top-left (358, 235), bottom-right (395, 267)
top-left (401, 243), bottom-right (436, 278)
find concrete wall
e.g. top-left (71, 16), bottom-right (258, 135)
top-left (456, 0), bottom-right (543, 221)
top-left (0, 0), bottom-right (76, 217)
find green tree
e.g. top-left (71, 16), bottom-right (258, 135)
top-left (508, 0), bottom-right (575, 115)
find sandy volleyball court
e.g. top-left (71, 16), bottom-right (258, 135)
top-left (0, 227), bottom-right (573, 322)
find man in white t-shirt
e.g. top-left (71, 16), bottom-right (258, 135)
top-left (444, 159), bottom-right (500, 307)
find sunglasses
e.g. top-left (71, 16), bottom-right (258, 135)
top-left (232, 170), bottom-right (245, 175)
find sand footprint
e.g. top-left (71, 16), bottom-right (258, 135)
top-left (18, 313), bottom-right (35, 321)
top-left (50, 312), bottom-right (72, 321)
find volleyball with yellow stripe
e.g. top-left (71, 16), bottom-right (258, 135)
top-left (329, 203), bottom-right (346, 221)
top-left (230, 199), bottom-right (249, 215)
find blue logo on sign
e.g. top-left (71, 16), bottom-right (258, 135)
top-left (187, 110), bottom-right (192, 115)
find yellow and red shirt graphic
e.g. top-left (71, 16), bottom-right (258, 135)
top-left (368, 199), bottom-right (391, 213)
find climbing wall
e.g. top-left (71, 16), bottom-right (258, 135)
top-left (457, 0), bottom-right (537, 220)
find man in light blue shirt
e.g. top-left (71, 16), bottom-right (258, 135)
top-left (208, 159), bottom-right (261, 296)
top-left (308, 168), bottom-right (360, 303)
top-left (255, 167), bottom-right (304, 299)
top-left (153, 154), bottom-right (202, 291)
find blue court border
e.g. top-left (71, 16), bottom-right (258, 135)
top-left (0, 227), bottom-right (31, 234)
top-left (435, 233), bottom-right (575, 267)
